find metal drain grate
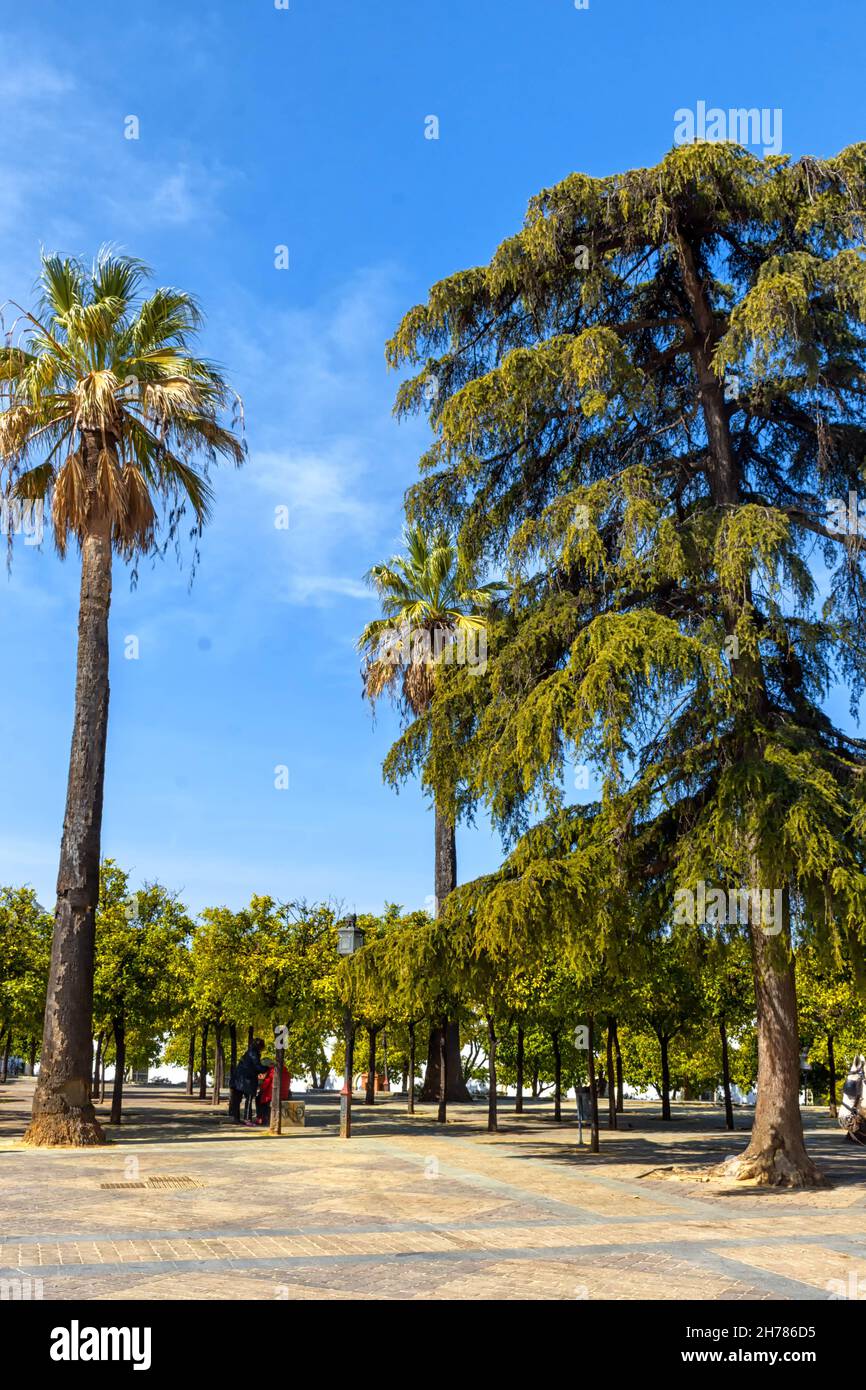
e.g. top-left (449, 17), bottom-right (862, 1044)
top-left (100, 1175), bottom-right (205, 1190)
top-left (146, 1175), bottom-right (205, 1189)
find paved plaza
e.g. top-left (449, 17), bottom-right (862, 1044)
top-left (2, 1078), bottom-right (865, 1301)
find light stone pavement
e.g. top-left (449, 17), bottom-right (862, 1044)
top-left (1, 1078), bottom-right (865, 1300)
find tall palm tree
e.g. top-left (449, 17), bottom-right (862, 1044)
top-left (0, 251), bottom-right (244, 1145)
top-left (358, 524), bottom-right (503, 1101)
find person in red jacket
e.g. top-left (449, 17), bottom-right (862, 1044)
top-left (256, 1061), bottom-right (291, 1126)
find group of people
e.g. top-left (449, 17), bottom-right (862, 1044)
top-left (228, 1038), bottom-right (290, 1127)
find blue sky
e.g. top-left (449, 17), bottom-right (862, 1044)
top-left (0, 0), bottom-right (861, 915)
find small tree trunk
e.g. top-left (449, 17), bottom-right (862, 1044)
top-left (720, 1018), bottom-right (735, 1130)
top-left (437, 1017), bottom-right (447, 1124)
top-left (211, 1022), bottom-right (224, 1107)
top-left (515, 1023), bottom-right (525, 1113)
top-left (606, 1016), bottom-right (618, 1129)
top-left (109, 1016), bottom-right (125, 1125)
top-left (487, 1017), bottom-right (498, 1133)
top-left (552, 1029), bottom-right (562, 1122)
top-left (198, 1022), bottom-right (209, 1099)
top-left (365, 1027), bottom-right (377, 1105)
top-left (0, 1028), bottom-right (11, 1082)
top-left (401, 1060), bottom-right (409, 1095)
top-left (827, 1032), bottom-right (838, 1117)
top-left (92, 1031), bottom-right (103, 1099)
top-left (25, 494), bottom-right (112, 1147)
top-left (408, 1021), bottom-right (416, 1115)
top-left (186, 1031), bottom-right (196, 1096)
top-left (613, 1018), bottom-right (624, 1113)
top-left (270, 1035), bottom-right (285, 1134)
top-left (229, 1022), bottom-right (238, 1079)
top-left (586, 1015), bottom-right (599, 1153)
top-left (99, 1054), bottom-right (106, 1103)
top-left (659, 1033), bottom-right (671, 1121)
top-left (28, 1037), bottom-right (37, 1075)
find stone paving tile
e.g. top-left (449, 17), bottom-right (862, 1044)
top-left (3, 1078), bottom-right (866, 1300)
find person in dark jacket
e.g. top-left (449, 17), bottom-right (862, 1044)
top-left (234, 1039), bottom-right (269, 1125)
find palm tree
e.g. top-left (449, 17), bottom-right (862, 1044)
top-left (358, 524), bottom-right (503, 1101)
top-left (0, 251), bottom-right (244, 1145)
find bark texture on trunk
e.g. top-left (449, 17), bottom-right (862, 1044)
top-left (715, 905), bottom-right (825, 1186)
top-left (211, 1021), bottom-right (224, 1107)
top-left (25, 501), bottom-right (111, 1147)
top-left (186, 1032), bottom-right (196, 1096)
top-left (270, 1039), bottom-right (285, 1134)
top-left (675, 230), bottom-right (823, 1188)
top-left (408, 1021), bottom-right (416, 1115)
top-left (92, 1032), bottom-right (104, 1100)
top-left (198, 1022), bottom-right (209, 1099)
top-left (487, 1017), bottom-right (498, 1133)
top-left (720, 1019), bottom-right (735, 1130)
top-left (587, 1016), bottom-right (599, 1153)
top-left (659, 1034), bottom-right (671, 1122)
top-left (606, 1017), bottom-right (617, 1130)
top-left (419, 806), bottom-right (471, 1102)
top-left (365, 1027), bottom-right (377, 1105)
top-left (437, 1019), bottom-right (447, 1125)
top-left (614, 1021), bottom-right (624, 1114)
top-left (552, 1029), bottom-right (561, 1122)
top-left (515, 1022), bottom-right (525, 1114)
top-left (109, 1016), bottom-right (125, 1125)
top-left (827, 1033), bottom-right (838, 1117)
top-left (420, 1021), bottom-right (470, 1101)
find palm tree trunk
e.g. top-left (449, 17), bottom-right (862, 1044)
top-left (25, 507), bottom-right (111, 1147)
top-left (420, 805), bottom-right (471, 1102)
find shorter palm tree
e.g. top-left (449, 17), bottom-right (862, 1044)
top-left (0, 250), bottom-right (244, 1145)
top-left (358, 524), bottom-right (504, 1100)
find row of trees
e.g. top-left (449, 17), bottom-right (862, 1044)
top-left (5, 867), bottom-right (863, 1150)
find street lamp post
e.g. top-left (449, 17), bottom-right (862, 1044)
top-left (337, 915), bottom-right (365, 1139)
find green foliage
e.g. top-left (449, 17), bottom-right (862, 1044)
top-left (0, 886), bottom-right (51, 1051)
